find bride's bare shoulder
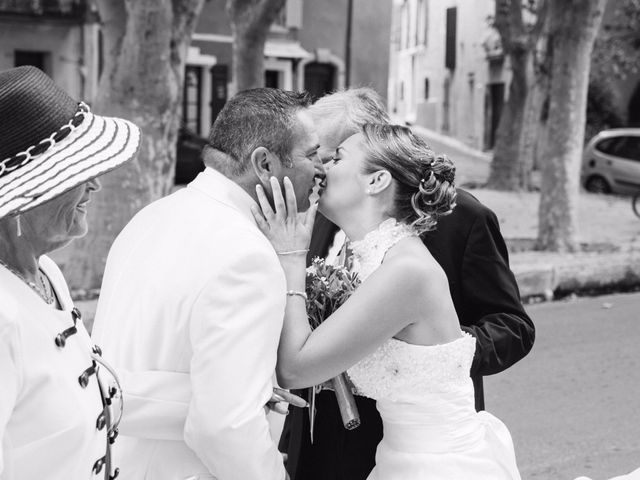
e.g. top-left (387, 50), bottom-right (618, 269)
top-left (379, 239), bottom-right (447, 290)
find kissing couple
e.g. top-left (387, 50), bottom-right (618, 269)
top-left (92, 87), bottom-right (525, 479)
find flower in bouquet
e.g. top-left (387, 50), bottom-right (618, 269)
top-left (306, 257), bottom-right (360, 329)
top-left (305, 257), bottom-right (362, 437)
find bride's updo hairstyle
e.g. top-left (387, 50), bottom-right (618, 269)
top-left (360, 124), bottom-right (457, 234)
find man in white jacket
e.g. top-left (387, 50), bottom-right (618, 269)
top-left (92, 88), bottom-right (324, 479)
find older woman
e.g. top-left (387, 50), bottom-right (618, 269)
top-left (0, 66), bottom-right (140, 479)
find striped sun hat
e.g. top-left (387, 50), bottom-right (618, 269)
top-left (0, 66), bottom-right (141, 219)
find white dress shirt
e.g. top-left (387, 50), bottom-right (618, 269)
top-left (0, 256), bottom-right (106, 479)
top-left (92, 168), bottom-right (287, 480)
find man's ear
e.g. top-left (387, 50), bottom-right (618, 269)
top-left (367, 170), bottom-right (393, 195)
top-left (250, 146), bottom-right (281, 184)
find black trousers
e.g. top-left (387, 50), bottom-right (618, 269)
top-left (281, 391), bottom-right (383, 480)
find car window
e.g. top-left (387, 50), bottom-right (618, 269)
top-left (595, 137), bottom-right (619, 155)
top-left (595, 136), bottom-right (640, 161)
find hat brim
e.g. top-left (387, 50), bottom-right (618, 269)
top-left (0, 111), bottom-right (141, 219)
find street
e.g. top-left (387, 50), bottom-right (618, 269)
top-left (485, 292), bottom-right (640, 480)
top-left (78, 290), bottom-right (640, 480)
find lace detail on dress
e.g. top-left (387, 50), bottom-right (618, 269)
top-left (349, 218), bottom-right (418, 281)
top-left (347, 332), bottom-right (476, 401)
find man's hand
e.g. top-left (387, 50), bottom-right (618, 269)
top-left (266, 387), bottom-right (308, 415)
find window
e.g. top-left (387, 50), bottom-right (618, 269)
top-left (401, 1), bottom-right (410, 50)
top-left (424, 78), bottom-right (430, 100)
top-left (272, 5), bottom-right (287, 28)
top-left (271, 0), bottom-right (302, 29)
top-left (596, 136), bottom-right (640, 161)
top-left (14, 50), bottom-right (49, 73)
top-left (416, 0), bottom-right (428, 46)
top-left (391, 2), bottom-right (402, 51)
top-left (445, 7), bottom-right (457, 70)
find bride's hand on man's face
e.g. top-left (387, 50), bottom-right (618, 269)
top-left (251, 176), bottom-right (318, 254)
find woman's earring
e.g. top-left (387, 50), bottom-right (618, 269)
top-left (16, 215), bottom-right (22, 237)
top-left (365, 188), bottom-right (372, 195)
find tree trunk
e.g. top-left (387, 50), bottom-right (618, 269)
top-left (227, 0), bottom-right (286, 92)
top-left (518, 30), bottom-right (550, 188)
top-left (65, 0), bottom-right (205, 290)
top-left (536, 0), bottom-right (606, 252)
top-left (488, 47), bottom-right (530, 190)
top-left (517, 67), bottom-right (542, 188)
top-left (487, 0), bottom-right (548, 191)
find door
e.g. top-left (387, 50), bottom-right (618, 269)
top-left (210, 64), bottom-right (228, 126)
top-left (304, 62), bottom-right (336, 102)
top-left (484, 82), bottom-right (505, 150)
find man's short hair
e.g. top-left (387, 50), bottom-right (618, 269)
top-left (204, 88), bottom-right (311, 176)
top-left (310, 87), bottom-right (390, 137)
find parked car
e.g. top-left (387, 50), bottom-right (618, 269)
top-left (175, 126), bottom-right (207, 185)
top-left (581, 128), bottom-right (640, 195)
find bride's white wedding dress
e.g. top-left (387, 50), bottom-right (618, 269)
top-left (345, 219), bottom-right (522, 480)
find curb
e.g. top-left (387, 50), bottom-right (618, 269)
top-left (511, 250), bottom-right (640, 301)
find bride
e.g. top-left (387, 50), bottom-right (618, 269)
top-left (251, 123), bottom-right (521, 479)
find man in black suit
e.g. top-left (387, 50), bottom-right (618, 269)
top-left (279, 88), bottom-right (535, 480)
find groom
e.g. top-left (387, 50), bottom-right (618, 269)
top-left (92, 88), bottom-right (324, 480)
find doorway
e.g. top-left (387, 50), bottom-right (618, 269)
top-left (304, 62), bottom-right (336, 101)
top-left (484, 82), bottom-right (505, 149)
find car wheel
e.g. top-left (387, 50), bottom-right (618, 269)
top-left (585, 175), bottom-right (611, 194)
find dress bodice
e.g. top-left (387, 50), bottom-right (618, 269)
top-left (346, 218), bottom-right (477, 403)
top-left (347, 332), bottom-right (476, 403)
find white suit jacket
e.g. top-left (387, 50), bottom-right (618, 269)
top-left (92, 168), bottom-right (287, 480)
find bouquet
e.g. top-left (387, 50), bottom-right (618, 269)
top-left (306, 257), bottom-right (361, 438)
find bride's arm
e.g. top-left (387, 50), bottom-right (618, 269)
top-left (252, 177), bottom-right (441, 388)
top-left (276, 253), bottom-right (435, 388)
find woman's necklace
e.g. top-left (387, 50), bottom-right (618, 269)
top-left (0, 258), bottom-right (55, 304)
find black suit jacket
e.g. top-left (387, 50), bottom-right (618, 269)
top-left (280, 189), bottom-right (535, 480)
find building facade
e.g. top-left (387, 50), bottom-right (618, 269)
top-left (297, 0), bottom-right (392, 101)
top-left (388, 0), bottom-right (503, 151)
top-left (187, 0), bottom-right (393, 139)
top-left (1, 0), bottom-right (394, 182)
top-left (0, 0), bottom-right (100, 104)
top-left (389, 0), bottom-right (640, 151)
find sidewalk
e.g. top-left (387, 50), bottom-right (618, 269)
top-left (412, 126), bottom-right (640, 302)
top-left (470, 188), bottom-right (640, 302)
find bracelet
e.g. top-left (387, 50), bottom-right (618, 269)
top-left (286, 290), bottom-right (308, 300)
top-left (277, 249), bottom-right (308, 256)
